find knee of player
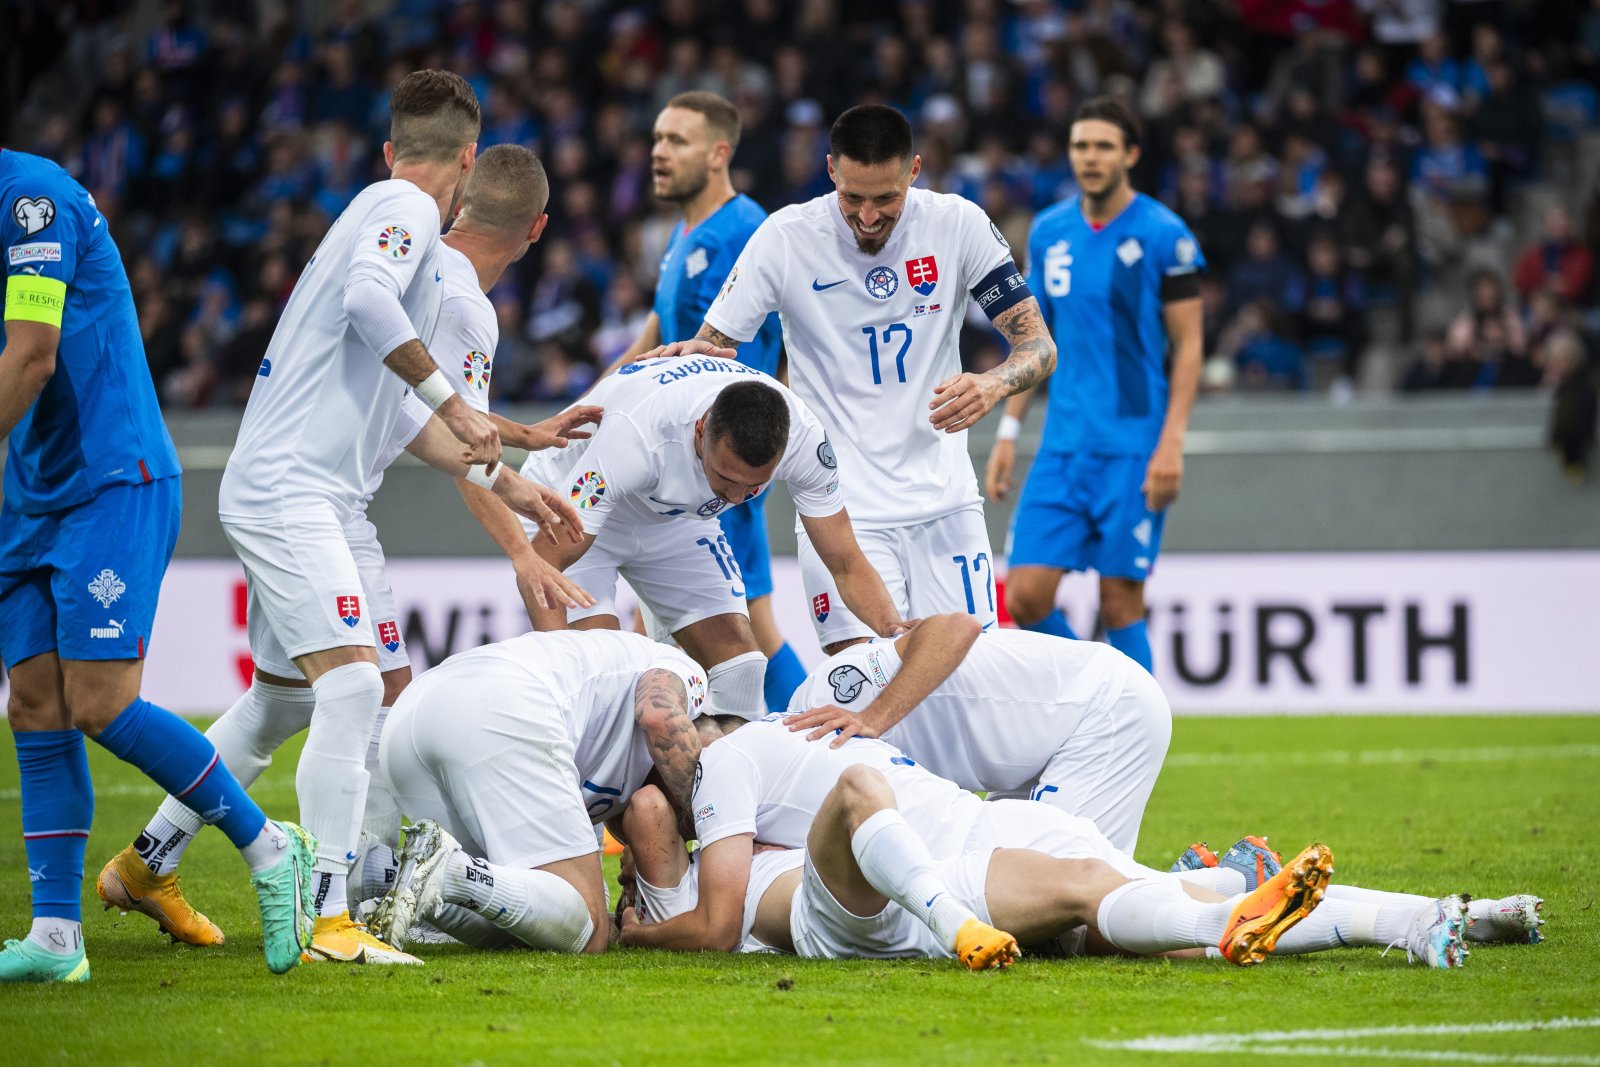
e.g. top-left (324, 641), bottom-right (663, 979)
top-left (1051, 857), bottom-right (1122, 921)
top-left (622, 784), bottom-right (675, 838)
top-left (1003, 582), bottom-right (1052, 625)
top-left (832, 763), bottom-right (894, 815)
top-left (1097, 579), bottom-right (1146, 629)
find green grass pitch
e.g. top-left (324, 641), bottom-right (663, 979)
top-left (2, 715), bottom-right (1598, 1065)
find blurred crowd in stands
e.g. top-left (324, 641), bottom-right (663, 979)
top-left (2, 0), bottom-right (1598, 469)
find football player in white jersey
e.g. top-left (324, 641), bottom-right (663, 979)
top-left (616, 718), bottom-right (1347, 968)
top-left (783, 613), bottom-right (1172, 853)
top-left (619, 720), bottom-right (1535, 970)
top-left (672, 105), bottom-right (1057, 651)
top-left (97, 145), bottom-right (598, 960)
top-left (361, 629), bottom-right (708, 955)
top-left (216, 76), bottom-right (586, 963)
top-left (518, 356), bottom-right (906, 719)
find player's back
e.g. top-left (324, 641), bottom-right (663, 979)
top-left (220, 179), bottom-right (445, 520)
top-left (791, 630), bottom-right (1126, 793)
top-left (700, 716), bottom-right (982, 856)
top-left (0, 149), bottom-right (179, 514)
top-left (1028, 192), bottom-right (1204, 456)
top-left (706, 187), bottom-right (1013, 529)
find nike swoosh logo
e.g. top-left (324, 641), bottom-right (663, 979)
top-left (924, 892), bottom-right (941, 908)
top-left (434, 270), bottom-right (442, 282)
top-left (812, 278), bottom-right (846, 291)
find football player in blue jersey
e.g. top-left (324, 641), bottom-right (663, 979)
top-left (984, 97), bottom-right (1206, 674)
top-left (0, 149), bottom-right (315, 981)
top-left (618, 91), bottom-right (806, 712)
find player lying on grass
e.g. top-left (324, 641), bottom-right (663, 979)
top-left (518, 359), bottom-right (909, 718)
top-left (353, 629), bottom-right (707, 955)
top-left (784, 613), bottom-right (1170, 852)
top-left (95, 145), bottom-right (599, 962)
top-left (614, 715), bottom-right (1545, 969)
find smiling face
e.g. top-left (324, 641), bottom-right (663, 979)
top-left (695, 418), bottom-right (781, 505)
top-left (828, 152), bottom-right (921, 255)
top-left (1069, 117), bottom-right (1139, 202)
top-left (651, 106), bottom-right (721, 204)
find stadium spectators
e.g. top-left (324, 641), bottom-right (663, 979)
top-left (2, 0), bottom-right (1596, 404)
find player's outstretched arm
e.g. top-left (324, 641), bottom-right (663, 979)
top-left (633, 669), bottom-right (703, 826)
top-left (800, 509), bottom-right (909, 639)
top-left (787, 613), bottom-right (982, 748)
top-left (1145, 297), bottom-right (1204, 512)
top-left (380, 338), bottom-right (502, 464)
top-left (930, 298), bottom-right (1057, 433)
top-left (453, 479), bottom-right (595, 616)
top-left (619, 834), bottom-right (753, 952)
top-left (489, 405), bottom-right (603, 452)
top-left (0, 319), bottom-right (59, 441)
top-left (985, 386), bottom-right (1040, 501)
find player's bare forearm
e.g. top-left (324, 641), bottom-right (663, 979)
top-left (0, 321), bottom-right (59, 440)
top-left (871, 614), bottom-right (982, 730)
top-left (381, 338), bottom-right (441, 388)
top-left (633, 670), bottom-right (702, 821)
top-left (694, 322), bottom-right (741, 351)
top-left (985, 299), bottom-right (1057, 397)
top-left (620, 836), bottom-right (751, 952)
top-left (455, 478), bottom-right (536, 563)
top-left (802, 510), bottom-right (904, 636)
top-left (1158, 298), bottom-right (1204, 447)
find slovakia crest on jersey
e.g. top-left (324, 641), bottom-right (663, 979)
top-left (905, 255), bottom-right (938, 296)
top-left (462, 350), bottom-right (492, 390)
top-left (378, 620), bottom-right (401, 652)
top-left (377, 226), bottom-right (412, 258)
top-left (336, 595), bottom-right (361, 628)
top-left (813, 593), bottom-right (830, 623)
top-left (864, 265), bottom-right (899, 300)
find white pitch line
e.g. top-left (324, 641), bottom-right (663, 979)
top-left (0, 782), bottom-right (297, 802)
top-left (1088, 1017), bottom-right (1600, 1066)
top-left (1163, 743), bottom-right (1600, 769)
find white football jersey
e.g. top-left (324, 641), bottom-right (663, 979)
top-left (636, 848), bottom-right (803, 954)
top-left (704, 187), bottom-right (1016, 529)
top-left (363, 242), bottom-right (495, 506)
top-left (422, 629), bottom-right (708, 822)
top-left (692, 716), bottom-right (981, 857)
top-left (221, 179), bottom-right (445, 521)
top-left (520, 355), bottom-right (841, 538)
top-left (788, 631), bottom-right (1125, 795)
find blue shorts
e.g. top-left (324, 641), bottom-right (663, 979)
top-left (0, 476), bottom-right (181, 665)
top-left (1008, 452), bottom-right (1166, 582)
top-left (716, 492), bottom-right (774, 602)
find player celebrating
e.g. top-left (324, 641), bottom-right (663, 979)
top-left (1, 148), bottom-right (314, 981)
top-left (520, 356), bottom-right (905, 718)
top-left (783, 613), bottom-right (1171, 853)
top-left (681, 104), bottom-right (1057, 652)
top-left (363, 629), bottom-right (709, 954)
top-left (616, 92), bottom-right (805, 712)
top-left (96, 145), bottom-right (597, 954)
top-left (217, 72), bottom-right (582, 964)
top-left (985, 97), bottom-right (1206, 673)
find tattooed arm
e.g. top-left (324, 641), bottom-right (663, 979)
top-left (929, 297), bottom-right (1057, 433)
top-left (632, 669), bottom-right (703, 821)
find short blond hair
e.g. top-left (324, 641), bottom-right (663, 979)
top-left (457, 144), bottom-right (548, 235)
top-left (390, 69), bottom-right (481, 164)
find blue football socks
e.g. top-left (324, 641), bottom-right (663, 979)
top-left (1021, 608), bottom-right (1078, 641)
top-left (1107, 619), bottom-right (1153, 673)
top-left (93, 698), bottom-right (267, 848)
top-left (15, 730), bottom-right (94, 922)
top-left (764, 642), bottom-right (809, 713)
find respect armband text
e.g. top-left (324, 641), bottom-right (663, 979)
top-left (4, 273), bottom-right (67, 327)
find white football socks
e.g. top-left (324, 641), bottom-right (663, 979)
top-left (360, 706), bottom-right (402, 848)
top-left (850, 809), bottom-right (975, 951)
top-left (26, 917), bottom-right (82, 956)
top-left (135, 679), bottom-right (316, 876)
top-left (441, 852), bottom-right (593, 952)
top-left (348, 834), bottom-right (401, 910)
top-left (298, 661), bottom-right (385, 917)
top-left (239, 821), bottom-right (291, 876)
top-left (1173, 865), bottom-right (1248, 898)
top-left (1096, 878), bottom-right (1232, 953)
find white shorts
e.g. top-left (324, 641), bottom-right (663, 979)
top-left (378, 665), bottom-right (598, 869)
top-left (789, 851), bottom-right (944, 960)
top-left (988, 662), bottom-right (1172, 854)
top-left (566, 516), bottom-right (747, 640)
top-left (223, 506), bottom-right (378, 665)
top-left (798, 505), bottom-right (996, 647)
top-left (247, 511), bottom-right (410, 678)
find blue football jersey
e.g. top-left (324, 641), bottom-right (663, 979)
top-left (1027, 192), bottom-right (1205, 456)
top-left (1, 149), bottom-right (180, 514)
top-left (654, 193), bottom-right (781, 377)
